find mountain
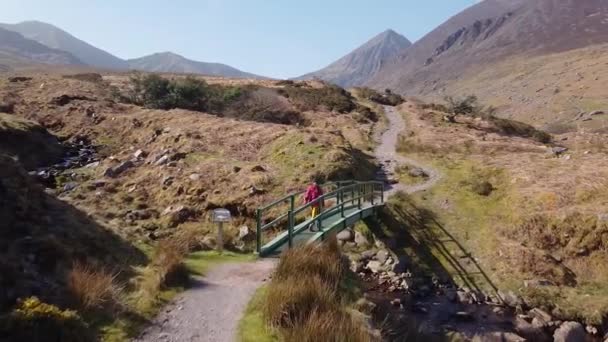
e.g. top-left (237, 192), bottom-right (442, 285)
top-left (367, 0), bottom-right (608, 98)
top-left (0, 21), bottom-right (128, 70)
top-left (127, 52), bottom-right (265, 79)
top-left (297, 29), bottom-right (411, 87)
top-left (0, 27), bottom-right (83, 69)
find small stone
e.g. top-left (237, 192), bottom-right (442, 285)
top-left (390, 298), bottom-right (401, 307)
top-left (366, 260), bottom-right (383, 273)
top-left (375, 250), bottom-right (389, 264)
top-left (155, 155), bottom-right (170, 166)
top-left (360, 250), bottom-right (376, 261)
top-left (529, 308), bottom-right (552, 327)
top-left (162, 176), bottom-right (175, 186)
top-left (585, 325), bottom-right (598, 335)
top-left (238, 226), bottom-right (254, 242)
top-left (189, 173), bottom-right (201, 181)
top-left (133, 149), bottom-right (147, 159)
top-left (251, 165), bottom-right (266, 172)
top-left (550, 146), bottom-right (568, 156)
top-left (63, 182), bottom-right (78, 192)
top-left (85, 161), bottom-right (100, 168)
top-left (233, 166), bottom-right (242, 173)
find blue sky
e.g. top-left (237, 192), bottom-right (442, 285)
top-left (1, 0), bottom-right (478, 78)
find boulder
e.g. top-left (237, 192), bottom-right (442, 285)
top-left (354, 231), bottom-right (370, 247)
top-left (104, 160), bottom-right (134, 178)
top-left (515, 316), bottom-right (550, 342)
top-left (337, 229), bottom-right (354, 242)
top-left (553, 321), bottom-right (585, 342)
top-left (162, 205), bottom-right (195, 227)
top-left (529, 308), bottom-right (552, 327)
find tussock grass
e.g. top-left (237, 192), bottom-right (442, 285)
top-left (262, 240), bottom-right (375, 341)
top-left (68, 263), bottom-right (124, 311)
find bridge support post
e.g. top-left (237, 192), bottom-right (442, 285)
top-left (288, 210), bottom-right (294, 248)
top-left (256, 209), bottom-right (262, 254)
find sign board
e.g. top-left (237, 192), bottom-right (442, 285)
top-left (213, 208), bottom-right (231, 222)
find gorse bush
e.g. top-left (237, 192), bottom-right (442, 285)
top-left (445, 95), bottom-right (480, 115)
top-left (355, 87), bottom-right (404, 106)
top-left (0, 297), bottom-right (91, 342)
top-left (128, 73), bottom-right (209, 111)
top-left (278, 84), bottom-right (356, 113)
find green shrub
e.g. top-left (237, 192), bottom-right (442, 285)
top-left (278, 84), bottom-right (356, 113)
top-left (489, 116), bottom-right (552, 143)
top-left (0, 297), bottom-right (91, 342)
top-left (445, 95), bottom-right (479, 115)
top-left (355, 87), bottom-right (403, 106)
top-left (352, 105), bottom-right (378, 123)
top-left (128, 73), bottom-right (209, 111)
top-left (471, 180), bottom-right (493, 196)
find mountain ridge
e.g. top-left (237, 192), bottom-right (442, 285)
top-left (297, 29), bottom-right (411, 87)
top-left (127, 51), bottom-right (267, 79)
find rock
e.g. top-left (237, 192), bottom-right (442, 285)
top-left (249, 186), bottom-right (266, 196)
top-left (408, 167), bottom-right (428, 178)
top-left (233, 166), bottom-right (242, 173)
top-left (499, 290), bottom-right (523, 307)
top-left (354, 231), bottom-right (370, 247)
top-left (85, 161), bottom-right (100, 168)
top-left (598, 213), bottom-right (608, 222)
top-left (589, 110), bottom-right (604, 116)
top-left (529, 308), bottom-right (552, 327)
top-left (457, 290), bottom-right (473, 304)
top-left (162, 205), bottom-right (195, 227)
top-left (553, 321), bottom-right (585, 342)
top-left (375, 250), bottom-right (389, 264)
top-left (238, 226), bottom-right (254, 242)
top-left (162, 176), bottom-right (175, 186)
top-left (350, 260), bottom-right (364, 273)
top-left (133, 149), bottom-right (147, 159)
top-left (515, 315), bottom-right (551, 341)
top-left (63, 182), bottom-right (78, 192)
top-left (585, 325), bottom-right (598, 335)
top-left (154, 155), bottom-right (170, 166)
top-left (104, 160), bottom-right (134, 178)
top-left (390, 298), bottom-right (401, 307)
top-left (189, 173), bottom-right (201, 181)
top-left (550, 147), bottom-right (568, 156)
top-left (360, 250), bottom-right (376, 261)
top-left (337, 229), bottom-right (354, 242)
top-left (125, 209), bottom-right (157, 221)
top-left (251, 165), bottom-right (266, 172)
top-left (366, 260), bottom-right (383, 273)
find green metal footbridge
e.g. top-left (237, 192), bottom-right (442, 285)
top-left (256, 181), bottom-right (385, 257)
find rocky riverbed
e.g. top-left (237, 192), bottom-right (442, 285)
top-left (338, 228), bottom-right (603, 341)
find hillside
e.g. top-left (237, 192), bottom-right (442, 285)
top-left (0, 21), bottom-right (128, 70)
top-left (367, 0), bottom-right (608, 122)
top-left (297, 29), bottom-right (411, 87)
top-left (0, 27), bottom-right (83, 69)
top-left (128, 52), bottom-right (266, 79)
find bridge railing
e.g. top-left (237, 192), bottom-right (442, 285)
top-left (256, 180), bottom-right (384, 254)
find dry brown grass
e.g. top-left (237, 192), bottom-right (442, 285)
top-left (262, 239), bottom-right (374, 341)
top-left (67, 262), bottom-right (123, 311)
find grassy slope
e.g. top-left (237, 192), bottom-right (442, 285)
top-left (385, 106), bottom-right (608, 324)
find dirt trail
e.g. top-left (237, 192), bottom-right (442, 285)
top-left (134, 259), bottom-right (276, 342)
top-left (375, 106), bottom-right (441, 195)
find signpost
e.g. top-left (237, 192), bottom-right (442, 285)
top-left (212, 208), bottom-right (231, 253)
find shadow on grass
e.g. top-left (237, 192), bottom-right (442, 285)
top-left (366, 192), bottom-right (502, 301)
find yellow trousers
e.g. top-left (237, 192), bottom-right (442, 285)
top-left (311, 206), bottom-right (319, 219)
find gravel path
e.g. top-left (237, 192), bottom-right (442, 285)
top-left (375, 106), bottom-right (441, 195)
top-left (134, 259), bottom-right (276, 342)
